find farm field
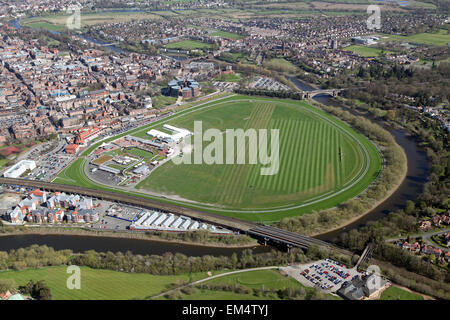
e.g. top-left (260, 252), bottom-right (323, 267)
top-left (165, 40), bottom-right (213, 50)
top-left (380, 286), bottom-right (424, 300)
top-left (54, 95), bottom-right (381, 222)
top-left (343, 45), bottom-right (392, 57)
top-left (19, 12), bottom-right (162, 31)
top-left (378, 29), bottom-right (450, 46)
top-left (0, 266), bottom-right (210, 300)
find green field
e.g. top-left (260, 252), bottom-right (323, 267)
top-left (136, 97), bottom-right (381, 216)
top-left (263, 58), bottom-right (299, 74)
top-left (378, 29), bottom-right (450, 47)
top-left (0, 266), bottom-right (204, 300)
top-left (215, 73), bottom-right (242, 82)
top-left (152, 95), bottom-right (177, 109)
top-left (20, 12), bottom-right (162, 31)
top-left (165, 40), bottom-right (213, 50)
top-left (54, 95), bottom-right (381, 222)
top-left (344, 45), bottom-right (392, 57)
top-left (125, 147), bottom-right (155, 159)
top-left (160, 269), bottom-right (341, 300)
top-left (380, 286), bottom-right (424, 300)
top-left (0, 267), bottom-right (339, 300)
top-left (210, 30), bottom-right (245, 40)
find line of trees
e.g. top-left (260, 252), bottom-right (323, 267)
top-left (0, 244), bottom-right (352, 277)
top-left (235, 88), bottom-right (303, 100)
top-left (172, 281), bottom-right (333, 300)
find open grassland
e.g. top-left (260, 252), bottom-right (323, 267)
top-left (263, 58), bottom-right (299, 74)
top-left (20, 11), bottom-right (162, 31)
top-left (378, 29), bottom-right (450, 46)
top-left (343, 45), bottom-right (393, 57)
top-left (165, 40), bottom-right (213, 50)
top-left (0, 266), bottom-right (208, 300)
top-left (152, 95), bottom-right (177, 109)
top-left (380, 286), bottom-right (424, 300)
top-left (54, 96), bottom-right (381, 223)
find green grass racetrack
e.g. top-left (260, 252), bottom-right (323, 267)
top-left (54, 95), bottom-right (382, 223)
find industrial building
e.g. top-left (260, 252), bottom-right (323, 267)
top-left (3, 160), bottom-right (36, 178)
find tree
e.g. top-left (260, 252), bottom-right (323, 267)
top-left (0, 279), bottom-right (16, 293)
top-left (19, 280), bottom-right (52, 300)
top-left (385, 109), bottom-right (396, 121)
top-left (404, 200), bottom-right (415, 215)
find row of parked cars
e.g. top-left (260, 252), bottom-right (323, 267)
top-left (300, 271), bottom-right (334, 290)
top-left (300, 259), bottom-right (351, 291)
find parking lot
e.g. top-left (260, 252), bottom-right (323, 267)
top-left (250, 76), bottom-right (290, 91)
top-left (282, 259), bottom-right (361, 293)
top-left (214, 81), bottom-right (239, 92)
top-left (24, 139), bottom-right (74, 181)
top-left (90, 200), bottom-right (135, 231)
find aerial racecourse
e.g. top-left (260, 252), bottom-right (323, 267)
top-left (55, 95), bottom-right (382, 223)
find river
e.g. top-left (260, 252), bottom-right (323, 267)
top-left (0, 234), bottom-right (272, 256)
top-left (9, 17), bottom-right (192, 61)
top-left (287, 76), bottom-right (429, 242)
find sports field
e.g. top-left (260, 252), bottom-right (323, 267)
top-left (54, 95), bottom-right (381, 222)
top-left (210, 30), bottom-right (245, 40)
top-left (343, 45), bottom-right (393, 57)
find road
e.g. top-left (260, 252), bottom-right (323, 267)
top-left (386, 228), bottom-right (450, 251)
top-left (151, 266), bottom-right (279, 299)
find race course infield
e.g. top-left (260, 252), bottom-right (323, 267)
top-left (54, 95), bottom-right (382, 223)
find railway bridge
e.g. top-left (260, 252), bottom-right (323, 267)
top-left (0, 177), bottom-right (353, 257)
top-left (303, 89), bottom-right (342, 99)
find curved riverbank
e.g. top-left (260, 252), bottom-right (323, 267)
top-left (285, 77), bottom-right (429, 241)
top-left (310, 155), bottom-right (408, 238)
top-left (306, 99), bottom-right (409, 236)
top-left (0, 226), bottom-right (258, 249)
top-left (275, 98), bottom-right (408, 237)
top-left (0, 231), bottom-right (269, 257)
